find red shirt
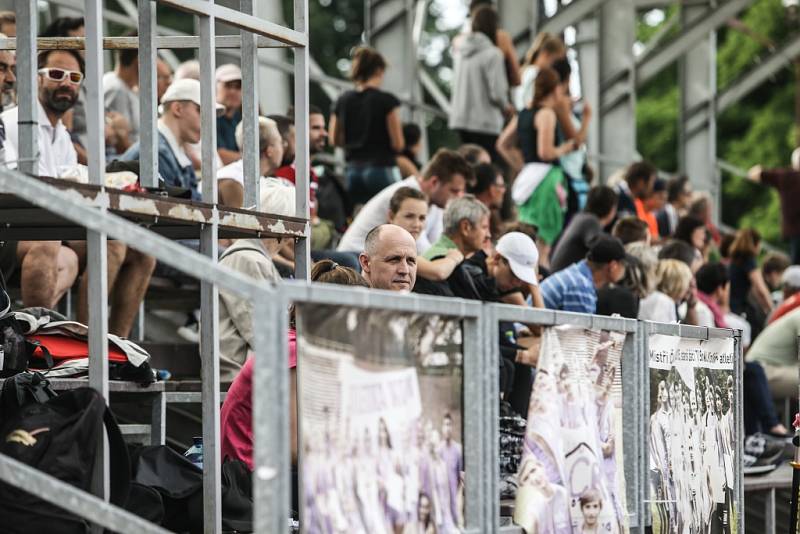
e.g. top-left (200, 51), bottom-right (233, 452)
top-left (275, 164), bottom-right (319, 208)
top-left (220, 329), bottom-right (296, 470)
top-left (635, 198), bottom-right (659, 238)
top-left (769, 293), bottom-right (800, 324)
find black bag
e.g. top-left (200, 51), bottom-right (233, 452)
top-left (0, 387), bottom-right (131, 534)
top-left (0, 371), bottom-right (57, 422)
top-left (0, 314), bottom-right (52, 378)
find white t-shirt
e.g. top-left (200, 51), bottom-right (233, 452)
top-left (694, 299), bottom-right (716, 328)
top-left (103, 71), bottom-right (140, 142)
top-left (638, 291), bottom-right (678, 323)
top-left (336, 176), bottom-right (442, 254)
top-left (2, 101), bottom-right (78, 177)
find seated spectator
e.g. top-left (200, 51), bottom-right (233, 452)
top-left (688, 194), bottom-right (721, 245)
top-left (636, 178), bottom-right (666, 240)
top-left (768, 265), bottom-right (800, 324)
top-left (329, 46), bottom-right (404, 206)
top-left (449, 4), bottom-right (510, 163)
top-left (695, 262), bottom-right (730, 328)
top-left (219, 179), bottom-right (294, 382)
top-left (216, 116), bottom-right (283, 208)
top-left (550, 185), bottom-right (618, 272)
top-left (0, 33), bottom-right (15, 164)
top-left (762, 252), bottom-right (790, 303)
top-left (0, 11), bottom-right (14, 38)
top-left (216, 64), bottom-right (243, 165)
top-left (596, 255), bottom-right (643, 319)
top-left (639, 259), bottom-right (692, 323)
top-left (615, 161), bottom-right (656, 220)
top-left (658, 239), bottom-right (702, 273)
top-left (423, 195), bottom-right (490, 261)
top-left (358, 224), bottom-right (418, 292)
top-left (337, 148), bottom-right (472, 253)
top-left (174, 59), bottom-right (200, 81)
top-left (267, 114), bottom-right (295, 173)
top-left (468, 162), bottom-right (506, 237)
top-left (457, 143), bottom-right (491, 166)
top-left (747, 307), bottom-right (800, 400)
top-left (397, 122), bottom-right (423, 178)
top-left (540, 235), bottom-right (627, 314)
top-left (388, 187), bottom-right (463, 281)
top-left (674, 216), bottom-right (707, 254)
top-left (156, 57), bottom-right (173, 103)
top-left (728, 228), bottom-right (772, 335)
top-left (220, 259), bottom-right (368, 469)
top-left (122, 79), bottom-right (223, 199)
top-left (103, 35), bottom-right (140, 148)
top-left (612, 216), bottom-right (650, 246)
top-left (657, 175), bottom-right (691, 237)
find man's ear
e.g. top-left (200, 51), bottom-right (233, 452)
top-left (459, 219), bottom-right (471, 236)
top-left (358, 253), bottom-right (369, 274)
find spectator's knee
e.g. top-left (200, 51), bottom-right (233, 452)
top-left (58, 246), bottom-right (79, 281)
top-left (128, 248), bottom-right (157, 274)
top-left (106, 241), bottom-right (127, 266)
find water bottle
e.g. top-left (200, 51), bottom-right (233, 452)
top-left (184, 436), bottom-right (204, 470)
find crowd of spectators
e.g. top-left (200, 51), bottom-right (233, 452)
top-left (0, 4), bottom-right (798, 486)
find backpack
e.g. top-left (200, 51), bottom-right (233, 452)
top-left (0, 312), bottom-right (53, 378)
top-left (0, 386), bottom-right (131, 534)
top-left (0, 371), bottom-right (57, 422)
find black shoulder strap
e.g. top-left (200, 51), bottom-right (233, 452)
top-left (104, 406), bottom-right (131, 507)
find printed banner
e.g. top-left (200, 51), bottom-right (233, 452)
top-left (513, 326), bottom-right (629, 534)
top-left (297, 305), bottom-right (464, 534)
top-left (647, 335), bottom-right (737, 534)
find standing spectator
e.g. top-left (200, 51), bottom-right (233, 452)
top-left (122, 79), bottom-right (223, 198)
top-left (505, 67), bottom-right (577, 266)
top-left (216, 116), bottom-right (284, 208)
top-left (397, 122), bottom-right (424, 178)
top-left (769, 266), bottom-right (800, 323)
top-left (539, 235), bottom-right (627, 314)
top-left (156, 58), bottom-right (173, 103)
top-left (514, 32), bottom-right (565, 111)
top-left (358, 224), bottom-right (418, 292)
top-left (103, 33), bottom-right (140, 147)
top-left (615, 161), bottom-right (656, 220)
top-left (550, 185), bottom-right (618, 272)
top-left (748, 156), bottom-right (800, 263)
top-left (0, 12), bottom-right (14, 37)
top-left (468, 162), bottom-right (506, 237)
top-left (329, 46), bottom-right (404, 206)
top-left (747, 308), bottom-right (800, 400)
top-left (337, 148), bottom-right (471, 254)
top-left (728, 228), bottom-right (773, 331)
top-left (423, 195), bottom-right (491, 261)
top-left (657, 175), bottom-right (692, 237)
top-left (215, 64), bottom-right (243, 165)
top-left (449, 4), bottom-right (510, 163)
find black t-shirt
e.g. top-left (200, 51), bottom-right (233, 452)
top-left (729, 257), bottom-right (756, 314)
top-left (332, 88), bottom-right (400, 166)
top-left (596, 285), bottom-right (639, 319)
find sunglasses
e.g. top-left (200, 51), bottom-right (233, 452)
top-left (38, 67), bottom-right (83, 85)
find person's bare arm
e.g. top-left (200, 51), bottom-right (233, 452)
top-left (396, 154), bottom-right (420, 178)
top-left (217, 148), bottom-right (241, 166)
top-left (496, 29), bottom-right (521, 87)
top-left (416, 249), bottom-right (464, 281)
top-left (328, 113), bottom-right (344, 148)
top-left (496, 116), bottom-right (524, 175)
top-left (535, 108), bottom-right (575, 161)
top-left (750, 269), bottom-right (775, 314)
top-left (386, 108), bottom-right (405, 153)
top-left (747, 165), bottom-right (762, 183)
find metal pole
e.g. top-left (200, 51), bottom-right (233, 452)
top-left (240, 0), bottom-right (260, 209)
top-left (16, 0), bottom-right (38, 176)
top-left (85, 0), bottom-right (110, 523)
top-left (252, 294), bottom-right (290, 534)
top-left (293, 0), bottom-right (310, 280)
top-left (198, 2), bottom-right (221, 531)
top-left (138, 0), bottom-right (159, 189)
top-left (480, 309), bottom-right (498, 531)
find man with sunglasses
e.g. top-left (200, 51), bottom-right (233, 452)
top-left (0, 33), bottom-right (15, 167)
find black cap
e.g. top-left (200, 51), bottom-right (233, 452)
top-left (653, 178), bottom-right (667, 192)
top-left (587, 235), bottom-right (627, 264)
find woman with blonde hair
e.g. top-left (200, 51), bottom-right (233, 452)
top-left (639, 259), bottom-right (692, 323)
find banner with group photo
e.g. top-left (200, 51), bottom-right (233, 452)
top-left (296, 304), bottom-right (465, 534)
top-left (647, 335), bottom-right (737, 534)
top-left (513, 325), bottom-right (629, 534)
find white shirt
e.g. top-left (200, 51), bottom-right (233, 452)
top-left (103, 71), bottom-right (139, 142)
top-left (2, 101), bottom-right (78, 177)
top-left (694, 299), bottom-right (716, 328)
top-left (638, 291), bottom-right (678, 323)
top-left (336, 176), bottom-right (442, 254)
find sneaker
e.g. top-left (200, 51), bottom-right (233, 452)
top-left (743, 452), bottom-right (779, 475)
top-left (744, 433), bottom-right (784, 465)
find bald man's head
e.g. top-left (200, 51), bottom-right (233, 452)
top-left (360, 224), bottom-right (418, 292)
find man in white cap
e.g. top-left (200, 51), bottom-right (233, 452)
top-left (767, 265), bottom-right (800, 324)
top-left (215, 63), bottom-right (243, 165)
top-left (122, 78), bottom-right (223, 199)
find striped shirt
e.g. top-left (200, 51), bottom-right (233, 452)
top-left (540, 260), bottom-right (597, 314)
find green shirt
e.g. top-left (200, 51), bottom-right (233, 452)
top-left (748, 308), bottom-right (800, 368)
top-left (423, 234), bottom-right (458, 260)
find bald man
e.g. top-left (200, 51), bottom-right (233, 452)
top-left (359, 224), bottom-right (418, 292)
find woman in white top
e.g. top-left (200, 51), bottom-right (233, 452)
top-left (639, 259), bottom-right (692, 323)
top-left (514, 33), bottom-right (566, 111)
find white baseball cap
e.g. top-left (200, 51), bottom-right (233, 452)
top-left (160, 78), bottom-right (224, 114)
top-left (782, 265), bottom-right (800, 288)
top-left (496, 232), bottom-right (539, 286)
top-left (215, 63), bottom-right (242, 84)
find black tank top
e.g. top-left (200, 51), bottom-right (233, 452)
top-left (517, 106), bottom-right (558, 164)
